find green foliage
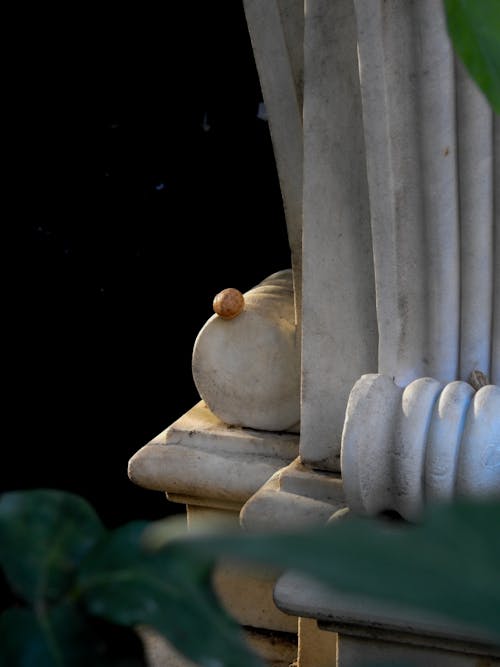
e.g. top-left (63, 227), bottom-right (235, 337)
top-left (444, 0), bottom-right (500, 112)
top-left (0, 605), bottom-right (91, 667)
top-left (0, 491), bottom-right (146, 667)
top-left (154, 499), bottom-right (500, 645)
top-left (1, 489), bottom-right (499, 667)
top-left (78, 521), bottom-right (262, 667)
top-left (0, 490), bottom-right (262, 667)
top-left (0, 489), bottom-right (105, 605)
top-left (0, 604), bottom-right (141, 667)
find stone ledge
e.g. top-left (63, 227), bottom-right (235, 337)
top-left (128, 401), bottom-right (299, 511)
top-left (241, 457), bottom-right (345, 530)
top-left (274, 571), bottom-right (500, 657)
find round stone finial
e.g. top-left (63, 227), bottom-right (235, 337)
top-left (213, 288), bottom-right (245, 320)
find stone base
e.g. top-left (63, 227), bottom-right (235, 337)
top-left (127, 405), bottom-right (302, 667)
top-left (241, 457), bottom-right (345, 531)
top-left (187, 505), bottom-right (298, 635)
top-left (335, 633), bottom-right (500, 667)
top-left (274, 571), bottom-right (500, 667)
top-left (298, 617), bottom-right (337, 667)
top-left (128, 401), bottom-right (299, 512)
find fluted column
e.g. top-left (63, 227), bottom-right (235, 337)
top-left (493, 117), bottom-right (500, 385)
top-left (457, 58), bottom-right (495, 381)
top-left (300, 0), bottom-right (377, 469)
top-left (242, 0), bottom-right (303, 325)
top-left (355, 0), bottom-right (461, 387)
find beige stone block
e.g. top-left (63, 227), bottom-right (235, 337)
top-left (214, 563), bottom-right (298, 635)
top-left (187, 505), bottom-right (298, 635)
top-left (297, 617), bottom-right (337, 667)
top-left (186, 505), bottom-right (239, 531)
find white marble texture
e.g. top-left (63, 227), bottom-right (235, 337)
top-left (337, 2), bottom-right (500, 518)
top-left (191, 1), bottom-right (499, 473)
top-left (128, 401), bottom-right (299, 511)
top-left (456, 384), bottom-right (500, 497)
top-left (192, 270), bottom-right (300, 432)
top-left (355, 0), bottom-right (459, 386)
top-left (354, 1), bottom-right (499, 391)
top-left (340, 374), bottom-right (402, 517)
top-left (242, 0), bottom-right (303, 322)
top-left (457, 57), bottom-right (494, 381)
top-left (341, 374), bottom-right (500, 521)
top-left (300, 0), bottom-right (378, 469)
top-left (493, 117), bottom-right (500, 386)
top-left (240, 457), bottom-right (345, 531)
top-left (425, 380), bottom-right (475, 503)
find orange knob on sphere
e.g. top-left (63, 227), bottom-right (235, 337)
top-left (213, 288), bottom-right (245, 320)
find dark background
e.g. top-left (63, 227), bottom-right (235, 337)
top-left (13, 2), bottom-right (291, 529)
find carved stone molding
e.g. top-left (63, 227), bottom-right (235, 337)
top-left (341, 374), bottom-right (500, 521)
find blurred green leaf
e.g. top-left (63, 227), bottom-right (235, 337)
top-left (0, 603), bottom-right (138, 667)
top-left (0, 607), bottom-right (57, 667)
top-left (0, 490), bottom-right (106, 604)
top-left (156, 500), bottom-right (500, 645)
top-left (444, 0), bottom-right (500, 112)
top-left (78, 521), bottom-right (264, 667)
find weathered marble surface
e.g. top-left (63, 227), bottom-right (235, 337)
top-left (241, 457), bottom-right (344, 531)
top-left (128, 401), bottom-right (299, 511)
top-left (355, 0), bottom-right (498, 390)
top-left (190, 1), bottom-right (499, 479)
top-left (243, 0), bottom-right (303, 322)
top-left (274, 571), bottom-right (500, 658)
top-left (192, 270), bottom-right (300, 432)
top-left (299, 0), bottom-right (378, 470)
top-left (341, 374), bottom-right (500, 521)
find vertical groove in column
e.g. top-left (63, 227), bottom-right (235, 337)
top-left (457, 58), bottom-right (494, 382)
top-left (300, 0), bottom-right (377, 468)
top-left (415, 0), bottom-right (460, 383)
top-left (243, 0), bottom-right (303, 326)
top-left (384, 1), bottom-right (427, 384)
top-left (355, 1), bottom-right (428, 387)
top-left (277, 0), bottom-right (304, 110)
top-left (493, 116), bottom-right (500, 385)
top-left (357, 1), bottom-right (464, 386)
top-left (354, 0), bottom-right (398, 380)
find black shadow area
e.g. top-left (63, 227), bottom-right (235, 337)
top-left (12, 2), bottom-right (291, 528)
